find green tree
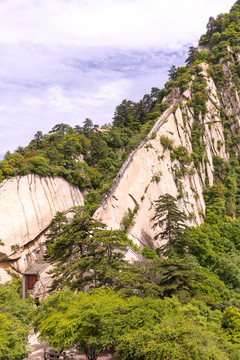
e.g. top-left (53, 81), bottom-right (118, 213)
top-left (113, 99), bottom-right (137, 128)
top-left (168, 65), bottom-right (179, 81)
top-left (36, 289), bottom-right (150, 360)
top-left (36, 289), bottom-right (240, 360)
top-left (135, 99), bottom-right (149, 124)
top-left (152, 258), bottom-right (198, 299)
top-left (45, 211), bottom-right (68, 245)
top-left (152, 194), bottom-right (188, 254)
top-left (135, 256), bottom-right (199, 300)
top-left (33, 131), bottom-right (44, 149)
top-left (116, 314), bottom-right (239, 360)
top-left (27, 155), bottom-right (49, 172)
top-left (222, 307), bottom-right (240, 343)
top-left (0, 282), bottom-right (33, 360)
top-left (49, 123), bottom-right (70, 134)
top-left (185, 46), bottom-right (198, 66)
top-left (45, 208), bottom-right (144, 292)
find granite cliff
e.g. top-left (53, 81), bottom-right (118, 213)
top-left (94, 61), bottom-right (235, 249)
top-left (0, 175), bottom-right (83, 281)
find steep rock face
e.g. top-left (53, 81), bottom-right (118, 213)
top-left (0, 175), bottom-right (84, 277)
top-left (94, 63), bottom-right (229, 249)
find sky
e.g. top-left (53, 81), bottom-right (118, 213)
top-left (0, 0), bottom-right (235, 158)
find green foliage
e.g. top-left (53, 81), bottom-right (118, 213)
top-left (121, 206), bottom-right (139, 233)
top-left (151, 131), bottom-right (156, 139)
top-left (141, 247), bottom-right (158, 260)
top-left (151, 172), bottom-right (162, 183)
top-left (170, 146), bottom-right (192, 175)
top-left (45, 208), bottom-right (145, 292)
top-left (188, 76), bottom-right (208, 120)
top-left (160, 135), bottom-right (174, 151)
top-left (0, 282), bottom-right (33, 360)
top-left (36, 289), bottom-right (240, 360)
top-left (192, 267), bottom-right (231, 304)
top-left (204, 153), bottom-right (240, 217)
top-left (186, 46), bottom-right (199, 66)
top-left (168, 65), bottom-right (179, 81)
top-left (148, 257), bottom-right (198, 299)
top-left (117, 315), bottom-right (240, 360)
top-left (185, 215), bottom-right (240, 294)
top-left (152, 194), bottom-right (188, 254)
top-left (222, 307), bottom-right (240, 343)
top-left (36, 289), bottom-right (125, 359)
top-left (190, 120), bottom-right (206, 168)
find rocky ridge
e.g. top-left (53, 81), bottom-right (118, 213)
top-left (94, 62), bottom-right (229, 249)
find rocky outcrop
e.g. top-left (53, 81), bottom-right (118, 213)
top-left (0, 175), bottom-right (84, 280)
top-left (94, 63), bottom-right (229, 249)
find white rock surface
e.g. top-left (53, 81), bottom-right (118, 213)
top-left (0, 268), bottom-right (12, 283)
top-left (0, 175), bottom-right (84, 276)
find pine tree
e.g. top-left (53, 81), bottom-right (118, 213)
top-left (168, 65), bottom-right (178, 81)
top-left (152, 194), bottom-right (188, 254)
top-left (45, 208), bottom-right (144, 292)
top-left (185, 46), bottom-right (198, 66)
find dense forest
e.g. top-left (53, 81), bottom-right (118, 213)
top-left (2, 1), bottom-right (240, 360)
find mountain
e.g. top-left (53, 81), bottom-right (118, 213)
top-left (94, 0), bottom-right (240, 248)
top-left (94, 64), bottom-right (227, 247)
top-left (1, 2), bottom-right (240, 279)
top-left (4, 3), bottom-right (240, 360)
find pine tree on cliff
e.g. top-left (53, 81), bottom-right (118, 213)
top-left (45, 207), bottom-right (147, 292)
top-left (152, 194), bottom-right (188, 254)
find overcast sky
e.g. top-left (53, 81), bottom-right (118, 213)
top-left (0, 0), bottom-right (235, 158)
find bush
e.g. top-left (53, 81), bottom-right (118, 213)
top-left (121, 206), bottom-right (139, 233)
top-left (160, 135), bottom-right (174, 151)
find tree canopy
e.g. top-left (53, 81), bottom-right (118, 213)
top-left (0, 280), bottom-right (34, 360)
top-left (36, 288), bottom-right (240, 360)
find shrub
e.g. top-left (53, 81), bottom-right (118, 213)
top-left (121, 206), bottom-right (139, 233)
top-left (160, 135), bottom-right (174, 151)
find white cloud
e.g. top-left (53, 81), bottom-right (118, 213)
top-left (0, 0), bottom-right (234, 49)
